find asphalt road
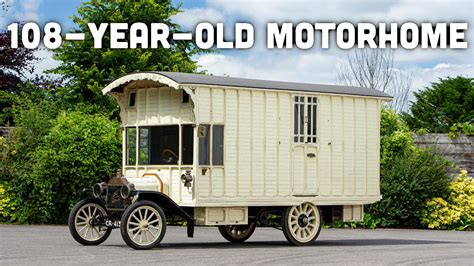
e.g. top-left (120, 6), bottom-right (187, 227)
top-left (0, 224), bottom-right (473, 265)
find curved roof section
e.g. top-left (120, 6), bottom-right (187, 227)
top-left (103, 71), bottom-right (392, 99)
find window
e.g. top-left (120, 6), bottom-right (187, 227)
top-left (212, 125), bottom-right (224, 165)
top-left (293, 96), bottom-right (317, 143)
top-left (138, 128), bottom-right (149, 164)
top-left (181, 125), bottom-right (194, 165)
top-left (126, 128), bottom-right (136, 165)
top-left (138, 126), bottom-right (179, 165)
top-left (199, 125), bottom-right (224, 166)
top-left (128, 92), bottom-right (136, 107)
top-left (182, 91), bottom-right (190, 103)
top-left (199, 125), bottom-right (210, 165)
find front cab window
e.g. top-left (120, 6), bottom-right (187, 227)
top-left (126, 125), bottom-right (193, 165)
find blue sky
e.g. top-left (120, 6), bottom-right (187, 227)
top-left (1, 0), bottom-right (473, 99)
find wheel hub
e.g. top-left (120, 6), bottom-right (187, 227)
top-left (139, 221), bottom-right (149, 229)
top-left (298, 214), bottom-right (309, 227)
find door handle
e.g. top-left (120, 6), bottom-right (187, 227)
top-left (307, 153), bottom-right (316, 158)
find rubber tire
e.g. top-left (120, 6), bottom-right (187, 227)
top-left (281, 204), bottom-right (322, 246)
top-left (218, 222), bottom-right (257, 243)
top-left (68, 199), bottom-right (112, 246)
top-left (120, 200), bottom-right (167, 250)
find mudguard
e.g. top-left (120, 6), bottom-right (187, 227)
top-left (135, 191), bottom-right (195, 238)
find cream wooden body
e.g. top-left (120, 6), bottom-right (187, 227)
top-left (105, 73), bottom-right (385, 211)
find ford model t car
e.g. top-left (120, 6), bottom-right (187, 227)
top-left (68, 72), bottom-right (390, 249)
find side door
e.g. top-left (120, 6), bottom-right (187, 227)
top-left (291, 95), bottom-right (319, 195)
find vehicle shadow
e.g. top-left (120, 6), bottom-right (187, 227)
top-left (105, 238), bottom-right (459, 250)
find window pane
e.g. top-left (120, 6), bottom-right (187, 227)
top-left (294, 103), bottom-right (298, 135)
top-left (128, 92), bottom-right (136, 107)
top-left (150, 126), bottom-right (179, 165)
top-left (299, 103), bottom-right (304, 135)
top-left (182, 91), bottom-right (190, 103)
top-left (212, 125), bottom-right (224, 165)
top-left (182, 125), bottom-right (194, 165)
top-left (139, 128), bottom-right (149, 164)
top-left (199, 125), bottom-right (210, 165)
top-left (307, 104), bottom-right (311, 137)
top-left (312, 104), bottom-right (317, 136)
top-left (126, 128), bottom-right (136, 165)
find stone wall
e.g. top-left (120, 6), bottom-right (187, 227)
top-left (413, 134), bottom-right (473, 175)
top-left (0, 127), bottom-right (13, 138)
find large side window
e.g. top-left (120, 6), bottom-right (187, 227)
top-left (139, 126), bottom-right (179, 165)
top-left (293, 96), bottom-right (317, 143)
top-left (212, 125), bottom-right (224, 165)
top-left (126, 127), bottom-right (136, 165)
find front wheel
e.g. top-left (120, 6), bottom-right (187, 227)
top-left (120, 200), bottom-right (166, 250)
top-left (218, 222), bottom-right (256, 243)
top-left (281, 202), bottom-right (322, 246)
top-left (68, 199), bottom-right (112, 245)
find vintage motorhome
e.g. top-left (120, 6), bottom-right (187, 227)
top-left (68, 72), bottom-right (391, 249)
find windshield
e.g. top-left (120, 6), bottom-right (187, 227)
top-left (126, 125), bottom-right (194, 165)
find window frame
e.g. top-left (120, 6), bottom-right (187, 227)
top-left (212, 125), bottom-right (224, 166)
top-left (199, 124), bottom-right (225, 167)
top-left (181, 124), bottom-right (194, 165)
top-left (127, 91), bottom-right (137, 108)
top-left (293, 95), bottom-right (318, 144)
top-left (125, 127), bottom-right (137, 166)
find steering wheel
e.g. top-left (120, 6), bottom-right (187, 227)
top-left (162, 149), bottom-right (178, 163)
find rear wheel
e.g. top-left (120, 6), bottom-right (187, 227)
top-left (68, 199), bottom-right (112, 245)
top-left (281, 202), bottom-right (322, 246)
top-left (218, 222), bottom-right (256, 243)
top-left (120, 200), bottom-right (166, 250)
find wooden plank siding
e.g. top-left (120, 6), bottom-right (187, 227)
top-left (192, 85), bottom-right (382, 206)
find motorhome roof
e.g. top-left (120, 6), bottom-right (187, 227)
top-left (104, 71), bottom-right (393, 99)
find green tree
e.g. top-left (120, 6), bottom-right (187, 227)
top-left (2, 105), bottom-right (121, 223)
top-left (1, 0), bottom-right (40, 125)
top-left (51, 0), bottom-right (208, 114)
top-left (367, 109), bottom-right (452, 228)
top-left (402, 76), bottom-right (474, 133)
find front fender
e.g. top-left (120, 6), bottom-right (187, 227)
top-left (135, 191), bottom-right (195, 237)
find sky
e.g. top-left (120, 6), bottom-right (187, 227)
top-left (1, 0), bottom-right (473, 102)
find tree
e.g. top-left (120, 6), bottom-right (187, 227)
top-left (402, 76), bottom-right (474, 133)
top-left (337, 49), bottom-right (412, 112)
top-left (0, 2), bottom-right (40, 125)
top-left (367, 109), bottom-right (452, 228)
top-left (51, 0), bottom-right (209, 114)
top-left (1, 94), bottom-right (121, 223)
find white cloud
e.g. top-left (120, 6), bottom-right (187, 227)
top-left (409, 63), bottom-right (474, 91)
top-left (17, 0), bottom-right (41, 22)
top-left (172, 8), bottom-right (226, 30)
top-left (197, 49), bottom-right (340, 84)
top-left (0, 0), bottom-right (15, 28)
top-left (205, 0), bottom-right (473, 68)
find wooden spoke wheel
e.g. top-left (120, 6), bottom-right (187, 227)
top-left (218, 222), bottom-right (257, 243)
top-left (120, 200), bottom-right (166, 250)
top-left (68, 199), bottom-right (111, 245)
top-left (281, 202), bottom-right (322, 246)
